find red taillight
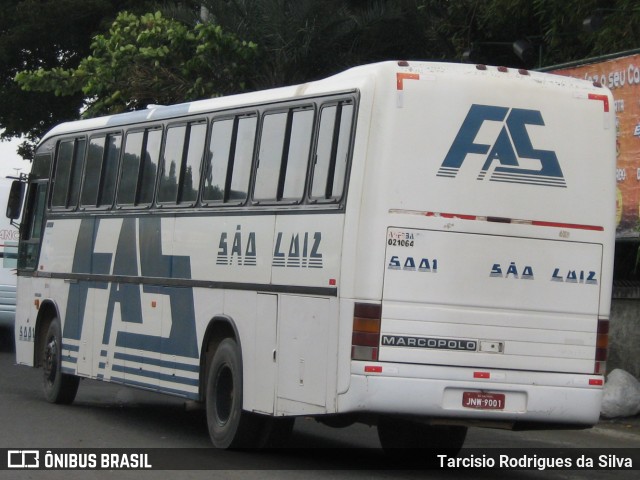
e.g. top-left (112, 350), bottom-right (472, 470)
top-left (594, 318), bottom-right (609, 374)
top-left (351, 332), bottom-right (379, 347)
top-left (352, 303), bottom-right (382, 361)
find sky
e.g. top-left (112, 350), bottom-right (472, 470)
top-left (0, 133), bottom-right (30, 178)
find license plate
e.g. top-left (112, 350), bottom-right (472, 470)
top-left (462, 391), bottom-right (505, 410)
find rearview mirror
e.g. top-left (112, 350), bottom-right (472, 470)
top-left (6, 180), bottom-right (25, 220)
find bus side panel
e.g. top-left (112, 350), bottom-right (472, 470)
top-left (14, 276), bottom-right (42, 366)
top-left (23, 211), bottom-right (346, 410)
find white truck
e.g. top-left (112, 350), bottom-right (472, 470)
top-left (0, 177), bottom-right (18, 329)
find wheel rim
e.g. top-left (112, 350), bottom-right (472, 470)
top-left (44, 335), bottom-right (58, 385)
top-left (214, 364), bottom-right (234, 425)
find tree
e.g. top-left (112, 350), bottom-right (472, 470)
top-left (6, 0), bottom-right (640, 160)
top-left (199, 0), bottom-right (457, 88)
top-left (199, 0), bottom-right (640, 84)
top-left (0, 0), bottom-right (158, 158)
top-left (435, 0), bottom-right (640, 69)
top-left (16, 11), bottom-right (257, 118)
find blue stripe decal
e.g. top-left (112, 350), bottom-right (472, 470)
top-left (63, 217), bottom-right (198, 358)
top-left (109, 375), bottom-right (198, 400)
top-left (63, 355), bottom-right (77, 364)
top-left (113, 352), bottom-right (199, 373)
top-left (61, 367), bottom-right (75, 375)
top-left (111, 364), bottom-right (199, 387)
top-left (62, 343), bottom-right (80, 352)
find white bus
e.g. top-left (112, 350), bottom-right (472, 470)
top-left (7, 61), bottom-right (615, 451)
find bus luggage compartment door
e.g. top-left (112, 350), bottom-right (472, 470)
top-left (380, 227), bottom-right (603, 374)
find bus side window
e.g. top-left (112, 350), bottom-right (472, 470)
top-left (159, 125), bottom-right (186, 203)
top-left (229, 116), bottom-right (256, 202)
top-left (19, 182), bottom-right (47, 270)
top-left (282, 109), bottom-right (314, 201)
top-left (81, 137), bottom-right (105, 207)
top-left (139, 129), bottom-right (162, 205)
top-left (182, 122), bottom-right (206, 204)
top-left (158, 121), bottom-right (205, 205)
top-left (204, 119), bottom-right (233, 202)
top-left (310, 102), bottom-right (354, 201)
top-left (101, 134), bottom-right (122, 207)
top-left (254, 107), bottom-right (313, 203)
top-left (117, 128), bottom-right (161, 207)
top-left (204, 115), bottom-right (256, 204)
top-left (254, 112), bottom-right (288, 201)
top-left (51, 138), bottom-right (86, 209)
top-left (81, 134), bottom-right (121, 209)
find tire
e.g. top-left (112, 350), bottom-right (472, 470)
top-left (205, 338), bottom-right (264, 448)
top-left (42, 318), bottom-right (79, 405)
top-left (378, 416), bottom-right (467, 459)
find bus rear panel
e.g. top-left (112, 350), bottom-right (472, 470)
top-left (341, 62), bottom-right (615, 429)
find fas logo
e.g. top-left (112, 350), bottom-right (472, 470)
top-left (437, 104), bottom-right (566, 188)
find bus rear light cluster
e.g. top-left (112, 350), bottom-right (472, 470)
top-left (594, 318), bottom-right (609, 375)
top-left (351, 303), bottom-right (382, 361)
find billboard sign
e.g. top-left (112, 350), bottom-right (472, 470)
top-left (553, 52), bottom-right (640, 237)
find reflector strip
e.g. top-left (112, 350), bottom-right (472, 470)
top-left (474, 371), bottom-right (490, 379)
top-left (530, 220), bottom-right (603, 231)
top-left (588, 93), bottom-right (610, 112)
top-left (589, 379), bottom-right (604, 386)
top-left (365, 366), bottom-right (383, 373)
top-left (396, 72), bottom-right (420, 90)
top-left (389, 209), bottom-right (604, 232)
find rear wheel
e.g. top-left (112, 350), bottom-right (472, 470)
top-left (42, 318), bottom-right (79, 404)
top-left (377, 416), bottom-right (467, 457)
top-left (206, 338), bottom-right (264, 448)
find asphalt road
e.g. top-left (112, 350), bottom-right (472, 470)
top-left (0, 326), bottom-right (638, 479)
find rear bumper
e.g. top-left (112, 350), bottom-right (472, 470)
top-left (338, 361), bottom-right (603, 427)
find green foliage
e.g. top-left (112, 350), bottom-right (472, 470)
top-left (0, 0), bottom-right (159, 158)
top-left (199, 0), bottom-right (459, 87)
top-left (199, 0), bottom-right (640, 84)
top-left (16, 11), bottom-right (257, 117)
top-left (435, 0), bottom-right (640, 68)
top-left (5, 0), bottom-right (640, 160)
